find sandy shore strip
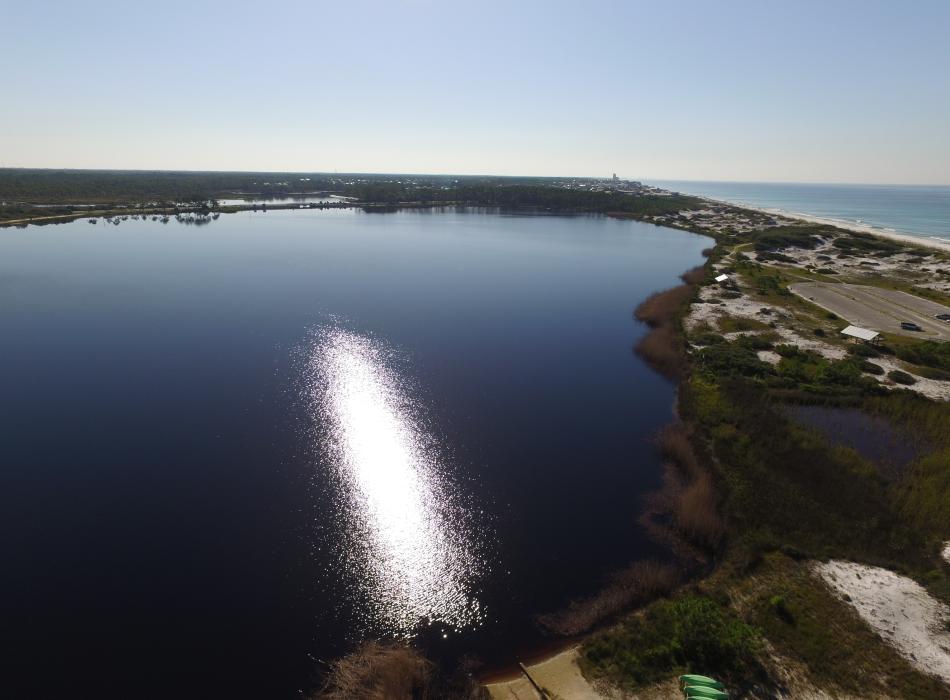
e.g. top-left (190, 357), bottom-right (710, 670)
top-left (485, 647), bottom-right (613, 700)
top-left (698, 196), bottom-right (950, 254)
top-left (815, 560), bottom-right (950, 683)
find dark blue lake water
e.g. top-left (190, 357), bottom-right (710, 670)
top-left (0, 208), bottom-right (709, 698)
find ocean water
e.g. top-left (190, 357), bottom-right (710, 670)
top-left (647, 180), bottom-right (950, 243)
top-left (0, 208), bottom-right (710, 699)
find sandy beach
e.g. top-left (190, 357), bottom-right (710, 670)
top-left (699, 196), bottom-right (950, 254)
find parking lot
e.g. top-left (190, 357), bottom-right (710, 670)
top-left (789, 282), bottom-right (950, 341)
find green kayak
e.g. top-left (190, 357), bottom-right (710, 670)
top-left (683, 686), bottom-right (728, 700)
top-left (679, 674), bottom-right (725, 690)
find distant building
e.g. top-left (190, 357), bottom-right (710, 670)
top-left (714, 273), bottom-right (729, 283)
top-left (841, 325), bottom-right (880, 343)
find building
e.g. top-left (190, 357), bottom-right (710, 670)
top-left (714, 273), bottom-right (729, 283)
top-left (841, 325), bottom-right (880, 343)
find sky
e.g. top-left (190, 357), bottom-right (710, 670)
top-left (3, 0), bottom-right (949, 184)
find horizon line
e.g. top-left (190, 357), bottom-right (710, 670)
top-left (0, 166), bottom-right (947, 189)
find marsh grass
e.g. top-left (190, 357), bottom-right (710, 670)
top-left (316, 642), bottom-right (486, 700)
top-left (657, 424), bottom-right (724, 550)
top-left (538, 561), bottom-right (681, 636)
top-left (633, 273), bottom-right (700, 380)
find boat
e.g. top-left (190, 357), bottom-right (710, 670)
top-left (683, 686), bottom-right (728, 700)
top-left (679, 674), bottom-right (724, 690)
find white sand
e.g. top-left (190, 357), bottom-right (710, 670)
top-left (685, 283), bottom-right (790, 332)
top-left (815, 560), bottom-right (950, 683)
top-left (870, 356), bottom-right (950, 401)
top-left (772, 326), bottom-right (847, 360)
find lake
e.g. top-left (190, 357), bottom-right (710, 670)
top-left (0, 208), bottom-right (709, 698)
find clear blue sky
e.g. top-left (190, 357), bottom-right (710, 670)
top-left (3, 0), bottom-right (949, 184)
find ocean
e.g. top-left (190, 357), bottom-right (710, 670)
top-left (646, 180), bottom-right (950, 243)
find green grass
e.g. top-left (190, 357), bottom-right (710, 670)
top-left (715, 315), bottom-right (772, 333)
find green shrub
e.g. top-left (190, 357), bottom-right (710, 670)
top-left (916, 366), bottom-right (950, 381)
top-left (752, 226), bottom-right (825, 252)
top-left (896, 341), bottom-right (950, 371)
top-left (774, 344), bottom-right (812, 359)
top-left (693, 332), bottom-right (726, 346)
top-left (582, 596), bottom-right (760, 687)
top-left (718, 316), bottom-right (771, 333)
top-left (736, 334), bottom-right (775, 351)
top-left (758, 251), bottom-right (797, 263)
top-left (848, 343), bottom-right (881, 358)
top-left (832, 233), bottom-right (902, 256)
top-left (858, 360), bottom-right (885, 375)
top-left (888, 370), bottom-right (916, 385)
top-left (697, 343), bottom-right (772, 377)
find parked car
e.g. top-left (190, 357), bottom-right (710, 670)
top-left (901, 321), bottom-right (923, 331)
top-left (935, 313), bottom-right (950, 322)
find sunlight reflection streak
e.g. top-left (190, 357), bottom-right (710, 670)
top-left (307, 326), bottom-right (483, 636)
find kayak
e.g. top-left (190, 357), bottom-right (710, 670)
top-left (683, 686), bottom-right (728, 700)
top-left (679, 674), bottom-right (725, 690)
top-left (683, 685), bottom-right (729, 700)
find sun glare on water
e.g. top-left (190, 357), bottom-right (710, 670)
top-left (306, 326), bottom-right (485, 637)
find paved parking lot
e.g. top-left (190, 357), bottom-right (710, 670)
top-left (789, 282), bottom-right (950, 341)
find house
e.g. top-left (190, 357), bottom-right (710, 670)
top-left (714, 274), bottom-right (729, 283)
top-left (841, 325), bottom-right (880, 343)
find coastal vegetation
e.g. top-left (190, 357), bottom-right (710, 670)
top-left (577, 206), bottom-right (950, 698)
top-left (0, 168), bottom-right (702, 217)
top-left (582, 595), bottom-right (760, 689)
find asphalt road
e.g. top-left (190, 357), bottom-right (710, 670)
top-left (789, 282), bottom-right (950, 341)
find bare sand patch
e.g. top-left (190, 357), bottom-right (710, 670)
top-left (815, 561), bottom-right (950, 684)
top-left (772, 327), bottom-right (848, 360)
top-left (872, 357), bottom-right (950, 401)
top-left (685, 284), bottom-right (788, 333)
top-left (485, 647), bottom-right (617, 700)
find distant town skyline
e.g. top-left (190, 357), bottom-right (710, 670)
top-left (4, 0), bottom-right (949, 185)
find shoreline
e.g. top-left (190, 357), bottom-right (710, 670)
top-left (698, 195), bottom-right (950, 253)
